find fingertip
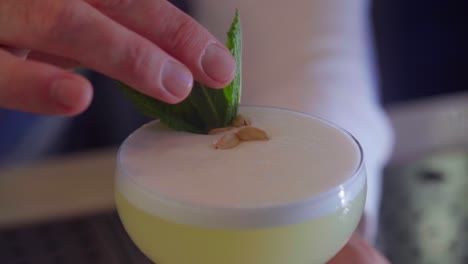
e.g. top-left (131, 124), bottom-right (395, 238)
top-left (49, 74), bottom-right (93, 115)
top-left (200, 43), bottom-right (236, 88)
top-left (72, 76), bottom-right (93, 114)
top-left (160, 60), bottom-right (193, 101)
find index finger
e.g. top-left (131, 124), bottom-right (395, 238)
top-left (0, 0), bottom-right (194, 103)
top-left (85, 0), bottom-right (237, 89)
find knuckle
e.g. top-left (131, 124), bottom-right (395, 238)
top-left (44, 2), bottom-right (83, 40)
top-left (0, 0), bottom-right (54, 41)
top-left (164, 18), bottom-right (201, 53)
top-left (122, 43), bottom-right (154, 86)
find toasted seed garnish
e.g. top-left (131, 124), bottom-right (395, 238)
top-left (235, 126), bottom-right (269, 141)
top-left (214, 133), bottom-right (241, 149)
top-left (232, 114), bottom-right (252, 127)
top-left (208, 127), bottom-right (234, 135)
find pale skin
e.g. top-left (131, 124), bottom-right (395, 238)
top-left (0, 1), bottom-right (389, 262)
top-left (0, 0), bottom-right (236, 115)
top-left (328, 233), bottom-right (390, 264)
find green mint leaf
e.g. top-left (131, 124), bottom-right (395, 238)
top-left (224, 9), bottom-right (242, 124)
top-left (118, 81), bottom-right (205, 133)
top-left (118, 11), bottom-right (241, 134)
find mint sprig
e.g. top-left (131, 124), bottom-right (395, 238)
top-left (118, 11), bottom-right (241, 134)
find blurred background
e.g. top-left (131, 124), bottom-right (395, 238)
top-left (1, 0), bottom-right (467, 263)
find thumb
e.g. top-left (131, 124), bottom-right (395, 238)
top-left (328, 233), bottom-right (390, 264)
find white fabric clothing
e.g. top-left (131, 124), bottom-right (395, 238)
top-left (193, 0), bottom-right (394, 242)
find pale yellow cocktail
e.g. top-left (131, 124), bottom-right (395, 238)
top-left (115, 106), bottom-right (366, 264)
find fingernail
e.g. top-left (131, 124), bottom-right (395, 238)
top-left (50, 77), bottom-right (83, 109)
top-left (201, 43), bottom-right (236, 84)
top-left (161, 60), bottom-right (193, 99)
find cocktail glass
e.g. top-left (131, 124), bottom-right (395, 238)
top-left (115, 106), bottom-right (366, 264)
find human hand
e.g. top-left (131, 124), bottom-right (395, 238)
top-left (328, 233), bottom-right (390, 264)
top-left (0, 0), bottom-right (236, 115)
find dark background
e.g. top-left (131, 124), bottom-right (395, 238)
top-left (372, 0), bottom-right (468, 105)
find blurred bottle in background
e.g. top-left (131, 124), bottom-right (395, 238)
top-left (373, 1), bottom-right (468, 263)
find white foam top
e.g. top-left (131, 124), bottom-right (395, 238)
top-left (116, 106), bottom-right (365, 228)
